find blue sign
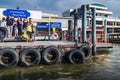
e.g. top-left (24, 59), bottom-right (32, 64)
top-left (3, 9), bottom-right (31, 18)
top-left (50, 22), bottom-right (61, 28)
top-left (36, 22), bottom-right (61, 29)
top-left (36, 24), bottom-right (49, 28)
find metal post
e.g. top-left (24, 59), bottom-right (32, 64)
top-left (74, 12), bottom-right (78, 41)
top-left (48, 23), bottom-right (51, 40)
top-left (104, 19), bottom-right (107, 43)
top-left (48, 17), bottom-right (53, 40)
top-left (91, 8), bottom-right (96, 55)
top-left (81, 5), bottom-right (87, 43)
top-left (68, 20), bottom-right (73, 41)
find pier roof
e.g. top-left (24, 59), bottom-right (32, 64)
top-left (90, 3), bottom-right (106, 8)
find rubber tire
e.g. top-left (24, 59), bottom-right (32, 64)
top-left (42, 46), bottom-right (61, 64)
top-left (67, 49), bottom-right (85, 64)
top-left (0, 27), bottom-right (7, 39)
top-left (19, 48), bottom-right (41, 67)
top-left (77, 45), bottom-right (92, 60)
top-left (0, 48), bottom-right (19, 68)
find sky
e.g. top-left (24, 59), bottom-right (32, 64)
top-left (0, 0), bottom-right (120, 17)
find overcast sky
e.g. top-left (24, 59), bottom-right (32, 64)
top-left (0, 0), bottom-right (120, 17)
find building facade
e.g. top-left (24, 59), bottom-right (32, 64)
top-left (0, 3), bottom-right (120, 41)
top-left (62, 3), bottom-right (120, 42)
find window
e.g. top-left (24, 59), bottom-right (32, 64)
top-left (114, 28), bottom-right (120, 33)
top-left (107, 28), bottom-right (113, 33)
top-left (117, 22), bottom-right (120, 26)
top-left (107, 21), bottom-right (114, 26)
top-left (96, 21), bottom-right (103, 25)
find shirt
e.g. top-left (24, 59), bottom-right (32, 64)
top-left (27, 24), bottom-right (32, 32)
top-left (1, 21), bottom-right (6, 27)
top-left (6, 17), bottom-right (14, 26)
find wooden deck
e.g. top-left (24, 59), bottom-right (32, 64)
top-left (0, 41), bottom-right (113, 50)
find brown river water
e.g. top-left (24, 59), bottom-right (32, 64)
top-left (0, 43), bottom-right (120, 80)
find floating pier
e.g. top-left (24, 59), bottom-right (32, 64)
top-left (96, 42), bottom-right (113, 51)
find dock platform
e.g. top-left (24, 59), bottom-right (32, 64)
top-left (0, 41), bottom-right (113, 51)
top-left (96, 42), bottom-right (113, 51)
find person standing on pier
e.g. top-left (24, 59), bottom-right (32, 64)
top-left (13, 21), bottom-right (18, 37)
top-left (58, 29), bottom-right (62, 40)
top-left (1, 17), bottom-right (6, 28)
top-left (6, 14), bottom-right (15, 37)
top-left (27, 18), bottom-right (34, 42)
top-left (17, 16), bottom-right (23, 36)
top-left (23, 17), bottom-right (28, 29)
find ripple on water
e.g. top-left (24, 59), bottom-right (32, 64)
top-left (0, 44), bottom-right (120, 80)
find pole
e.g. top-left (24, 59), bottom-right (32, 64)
top-left (74, 10), bottom-right (78, 41)
top-left (104, 19), bottom-right (107, 43)
top-left (91, 8), bottom-right (96, 56)
top-left (81, 5), bottom-right (87, 43)
top-left (48, 22), bottom-right (50, 40)
top-left (68, 20), bottom-right (73, 41)
top-left (48, 17), bottom-right (53, 40)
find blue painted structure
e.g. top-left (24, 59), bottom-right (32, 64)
top-left (73, 9), bottom-right (78, 41)
top-left (71, 5), bottom-right (97, 54)
top-left (81, 5), bottom-right (87, 43)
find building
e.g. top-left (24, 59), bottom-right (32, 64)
top-left (0, 3), bottom-right (120, 42)
top-left (0, 8), bottom-right (74, 40)
top-left (62, 3), bottom-right (120, 42)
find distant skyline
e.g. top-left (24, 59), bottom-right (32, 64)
top-left (0, 0), bottom-right (120, 17)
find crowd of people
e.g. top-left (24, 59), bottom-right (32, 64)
top-left (0, 14), bottom-right (70, 42)
top-left (0, 14), bottom-right (34, 42)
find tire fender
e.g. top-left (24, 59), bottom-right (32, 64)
top-left (77, 44), bottom-right (92, 60)
top-left (0, 48), bottom-right (19, 67)
top-left (67, 49), bottom-right (85, 64)
top-left (42, 46), bottom-right (61, 64)
top-left (19, 48), bottom-right (41, 66)
top-left (0, 27), bottom-right (7, 39)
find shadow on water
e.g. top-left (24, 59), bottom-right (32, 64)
top-left (0, 43), bottom-right (120, 80)
top-left (0, 63), bottom-right (100, 80)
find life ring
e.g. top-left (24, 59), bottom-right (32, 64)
top-left (67, 49), bottom-right (85, 64)
top-left (0, 27), bottom-right (7, 40)
top-left (42, 46), bottom-right (61, 64)
top-left (0, 48), bottom-right (19, 68)
top-left (19, 48), bottom-right (41, 66)
top-left (77, 44), bottom-right (92, 60)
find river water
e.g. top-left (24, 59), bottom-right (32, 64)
top-left (0, 43), bottom-right (120, 80)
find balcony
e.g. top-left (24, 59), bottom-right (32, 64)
top-left (96, 10), bottom-right (112, 15)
